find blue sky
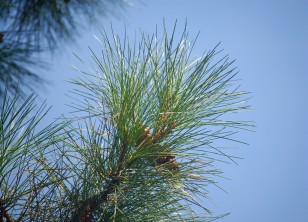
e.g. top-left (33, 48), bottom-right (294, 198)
top-left (40, 1), bottom-right (308, 221)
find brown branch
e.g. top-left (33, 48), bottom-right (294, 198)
top-left (115, 139), bottom-right (128, 177)
top-left (75, 177), bottom-right (121, 222)
top-left (0, 33), bottom-right (3, 43)
top-left (80, 205), bottom-right (94, 222)
top-left (128, 113), bottom-right (179, 171)
top-left (77, 111), bottom-right (179, 221)
top-left (0, 198), bottom-right (15, 222)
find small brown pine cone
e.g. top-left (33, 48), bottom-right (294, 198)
top-left (169, 120), bottom-right (177, 129)
top-left (161, 113), bottom-right (168, 121)
top-left (136, 126), bottom-right (151, 146)
top-left (153, 155), bottom-right (180, 170)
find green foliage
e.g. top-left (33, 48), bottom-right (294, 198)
top-left (1, 0), bottom-right (129, 49)
top-left (0, 88), bottom-right (66, 221)
top-left (0, 23), bottom-right (250, 221)
top-left (0, 0), bottom-right (132, 98)
top-left (0, 40), bottom-right (42, 99)
top-left (61, 23), bottom-right (250, 221)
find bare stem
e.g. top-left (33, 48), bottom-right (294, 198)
top-left (0, 198), bottom-right (15, 222)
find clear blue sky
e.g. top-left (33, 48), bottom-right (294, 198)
top-left (41, 1), bottom-right (308, 221)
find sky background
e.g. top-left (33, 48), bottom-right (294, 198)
top-left (39, 1), bottom-right (308, 221)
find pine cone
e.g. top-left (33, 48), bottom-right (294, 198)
top-left (153, 155), bottom-right (180, 171)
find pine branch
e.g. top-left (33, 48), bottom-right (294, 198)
top-left (0, 198), bottom-right (15, 222)
top-left (59, 22), bottom-right (251, 221)
top-left (72, 177), bottom-right (121, 221)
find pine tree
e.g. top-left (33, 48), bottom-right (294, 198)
top-left (0, 0), bottom-right (131, 98)
top-left (0, 23), bottom-right (250, 221)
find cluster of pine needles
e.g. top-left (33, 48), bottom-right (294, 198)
top-left (0, 23), bottom-right (251, 221)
